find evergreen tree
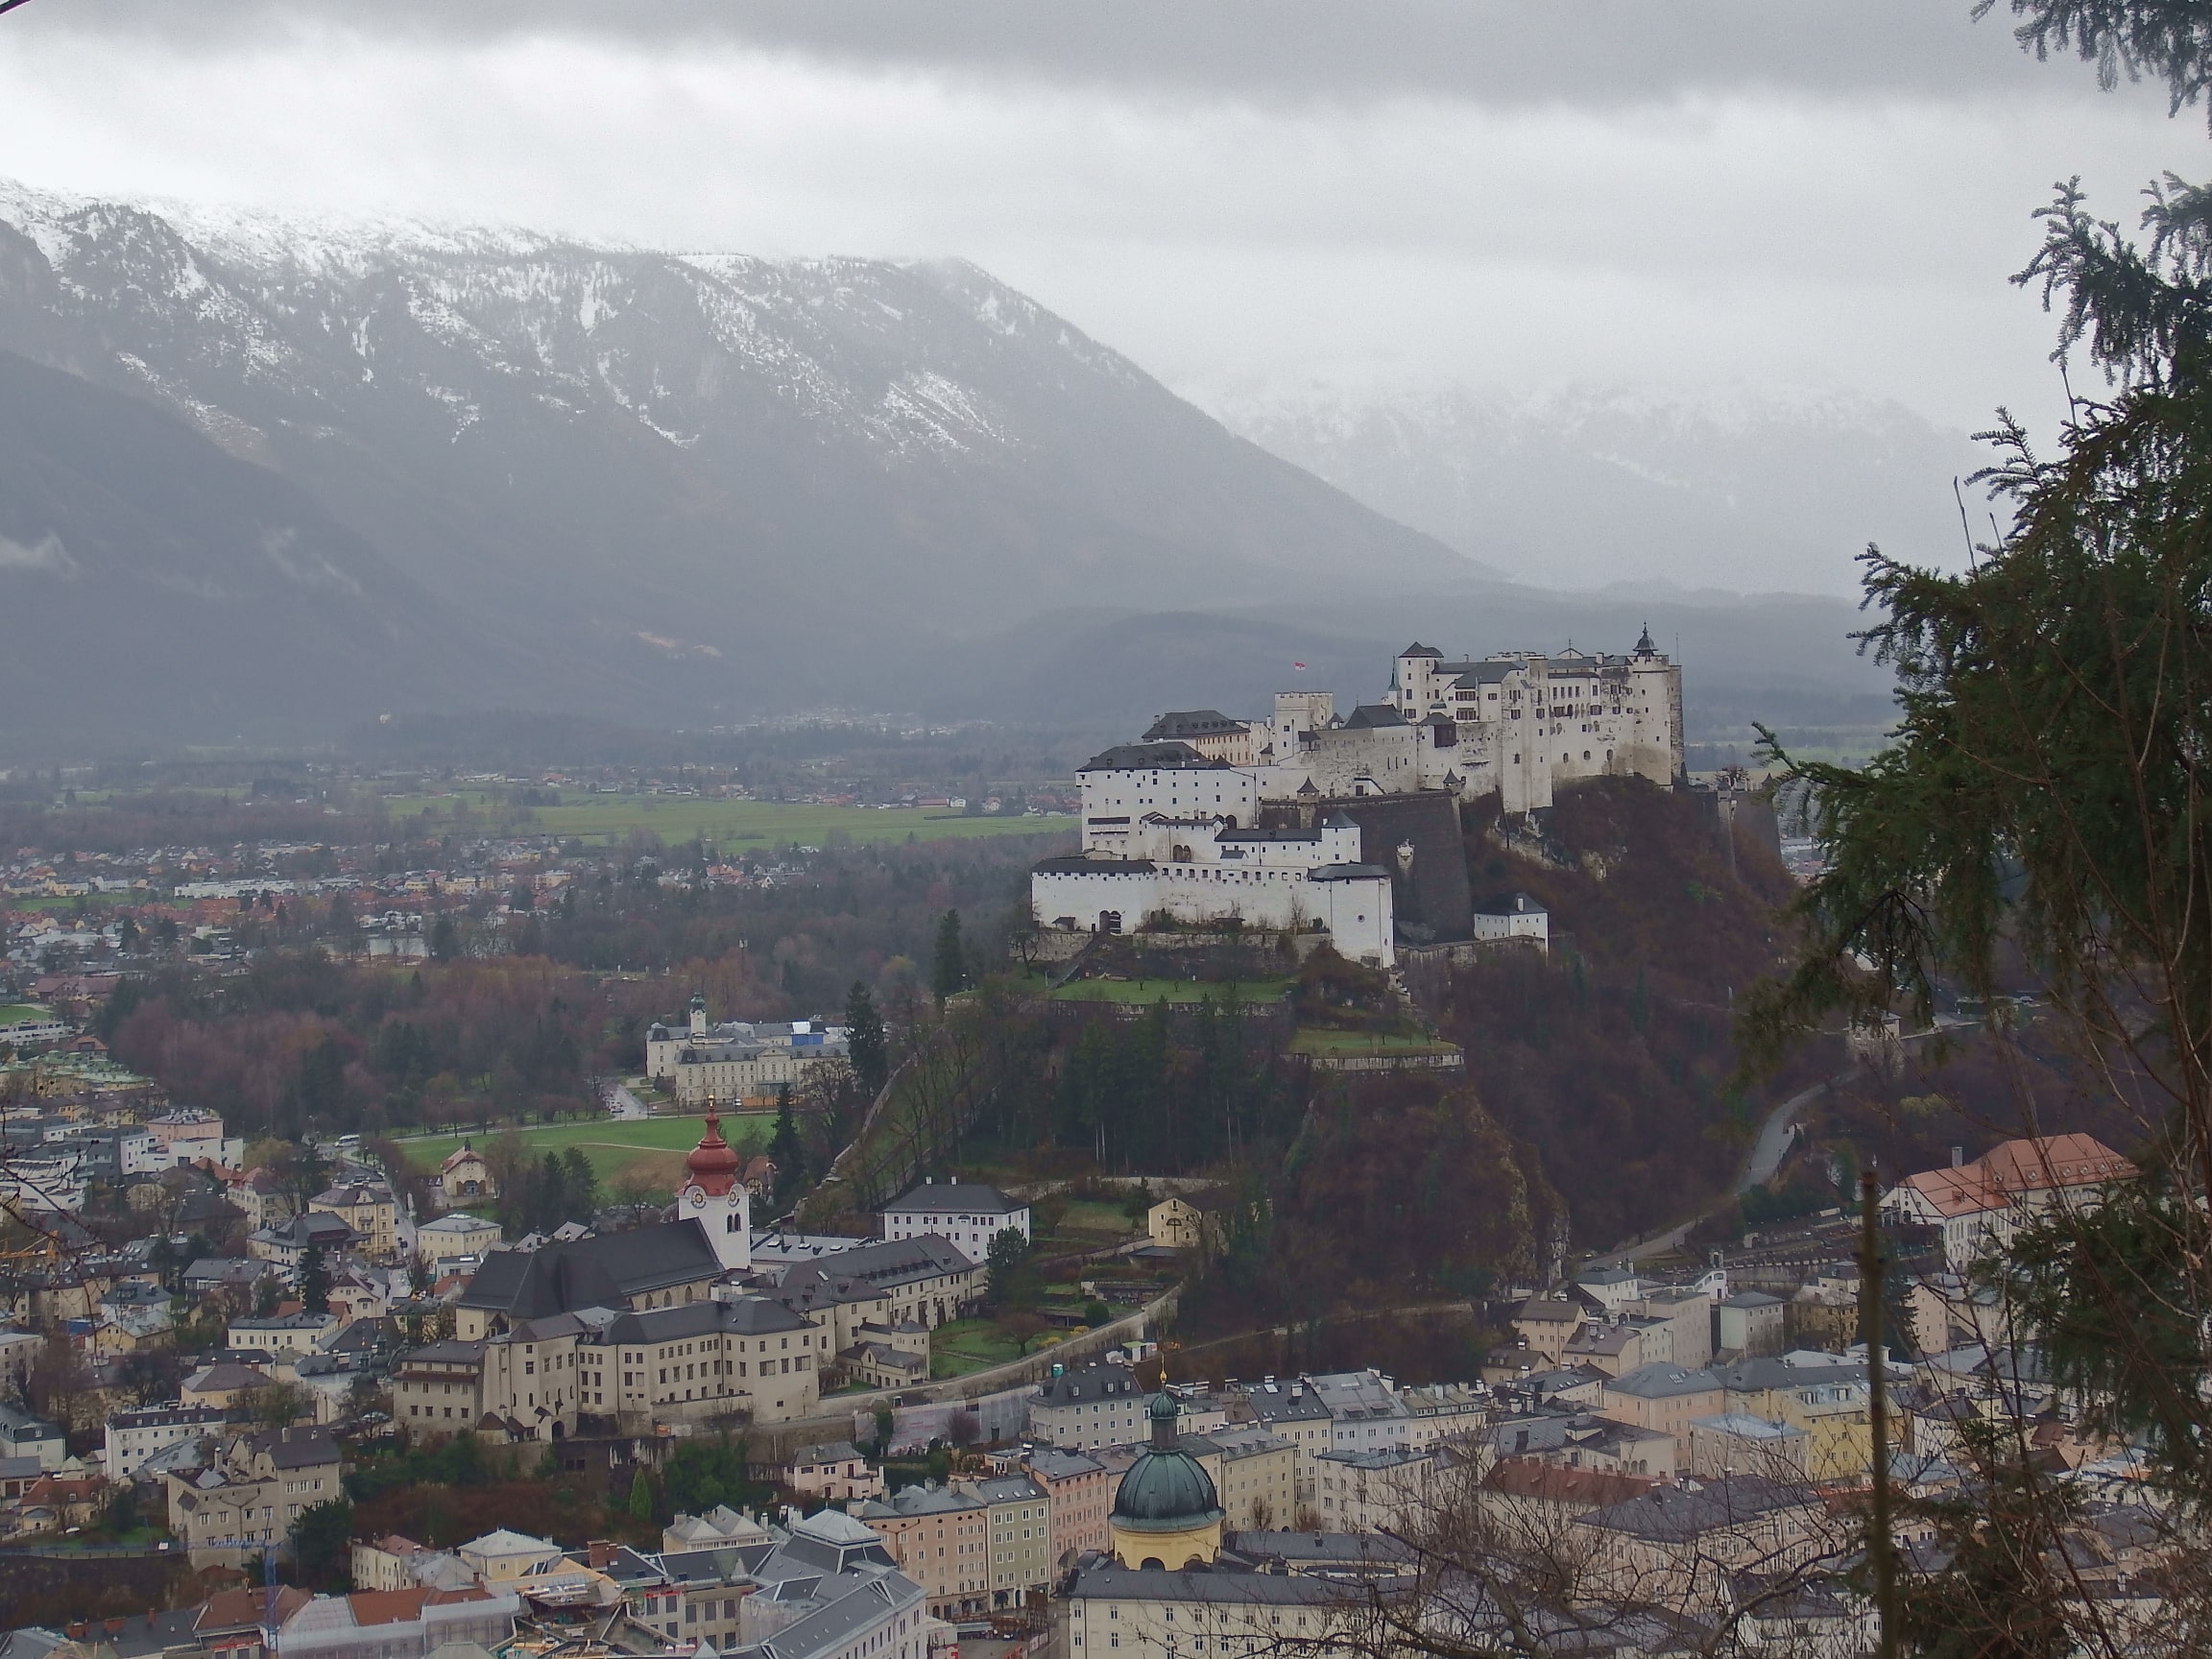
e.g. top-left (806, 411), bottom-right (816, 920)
top-left (930, 910), bottom-right (968, 1006)
top-left (985, 1226), bottom-right (1032, 1310)
top-left (299, 1245), bottom-right (330, 1315)
top-left (562, 1147), bottom-right (598, 1218)
top-left (845, 980), bottom-right (889, 1097)
top-left (769, 1086), bottom-right (805, 1205)
top-left (628, 1466), bottom-right (654, 1523)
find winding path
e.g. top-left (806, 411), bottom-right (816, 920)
top-left (1585, 1066), bottom-right (1857, 1269)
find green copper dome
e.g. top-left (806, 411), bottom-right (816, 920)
top-left (1111, 1394), bottom-right (1224, 1533)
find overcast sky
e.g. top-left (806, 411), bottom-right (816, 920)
top-left (0, 1), bottom-right (2194, 435)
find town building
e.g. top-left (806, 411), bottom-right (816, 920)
top-left (226, 1310), bottom-right (340, 1358)
top-left (851, 1481), bottom-right (990, 1617)
top-left (765, 1235), bottom-right (984, 1345)
top-left (1715, 1291), bottom-right (1787, 1360)
top-left (456, 1527), bottom-right (564, 1585)
top-left (437, 1143), bottom-right (497, 1210)
top-left (1023, 1446), bottom-right (1112, 1568)
top-left (1470, 893), bottom-right (1550, 951)
top-left (162, 1427), bottom-right (343, 1569)
top-left (270, 1584), bottom-right (519, 1659)
top-left (1312, 1446), bottom-right (1434, 1532)
top-left (969, 1472), bottom-right (1052, 1608)
top-left (1688, 1414), bottom-right (1811, 1480)
top-left (879, 1181), bottom-right (1031, 1255)
top-left (1883, 1134), bottom-right (2137, 1268)
top-left (310, 1183), bottom-right (397, 1259)
top-left (1570, 1475), bottom-right (1830, 1611)
top-left (786, 1441), bottom-right (884, 1503)
top-left (1305, 1369), bottom-right (1412, 1453)
top-left (416, 1213), bottom-right (500, 1271)
top-left (645, 998), bottom-right (853, 1108)
top-left (1145, 1190), bottom-right (1232, 1254)
top-left (104, 1402), bottom-right (225, 1480)
top-left (1238, 1380), bottom-right (1334, 1504)
top-left (1028, 1362), bottom-right (1147, 1450)
top-left (1032, 798), bottom-right (1394, 967)
top-left (1596, 1364), bottom-right (1725, 1455)
top-left (250, 1212), bottom-right (360, 1269)
top-left (141, 1109), bottom-right (242, 1169)
top-left (396, 1117), bottom-right (828, 1437)
top-left (1189, 1426), bottom-right (1298, 1531)
top-left (0, 1404), bottom-right (66, 1471)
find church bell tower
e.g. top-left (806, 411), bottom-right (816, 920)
top-left (679, 1109), bottom-right (752, 1273)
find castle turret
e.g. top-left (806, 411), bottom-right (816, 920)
top-left (688, 991), bottom-right (709, 1040)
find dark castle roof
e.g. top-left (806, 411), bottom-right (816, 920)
top-left (1142, 711), bottom-right (1247, 741)
top-left (459, 1219), bottom-right (724, 1318)
top-left (1079, 742), bottom-right (1231, 772)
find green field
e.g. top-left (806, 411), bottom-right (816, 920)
top-left (1017, 976), bottom-right (1292, 1005)
top-left (928, 1318), bottom-right (1031, 1378)
top-left (396, 1116), bottom-right (769, 1187)
top-left (0, 1004), bottom-right (52, 1025)
top-left (378, 791), bottom-right (1073, 849)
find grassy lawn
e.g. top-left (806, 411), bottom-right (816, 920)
top-left (1041, 978), bottom-right (1292, 1005)
top-left (929, 1318), bottom-right (1024, 1379)
top-left (1287, 1027), bottom-right (1461, 1057)
top-left (0, 1004), bottom-right (53, 1024)
top-left (395, 1116), bottom-right (769, 1187)
top-left (378, 791), bottom-right (1073, 850)
top-left (1037, 1199), bottom-right (1141, 1252)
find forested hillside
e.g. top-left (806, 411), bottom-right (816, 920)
top-left (1423, 777), bottom-right (1828, 1250)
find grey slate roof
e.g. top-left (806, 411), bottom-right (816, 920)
top-left (880, 1183), bottom-right (1023, 1215)
top-left (854, 1482), bottom-right (985, 1521)
top-left (1142, 711), bottom-right (1246, 741)
top-left (1033, 1361), bottom-right (1140, 1406)
top-left (599, 1295), bottom-right (812, 1347)
top-left (242, 1426), bottom-right (341, 1468)
top-left (770, 1236), bottom-right (977, 1309)
top-left (1033, 855), bottom-right (1157, 875)
top-left (1575, 1476), bottom-right (1818, 1543)
top-left (1604, 1363), bottom-right (1720, 1399)
top-left (1078, 742), bottom-right (1229, 772)
top-left (460, 1218), bottom-right (724, 1317)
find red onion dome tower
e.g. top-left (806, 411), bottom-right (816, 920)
top-left (678, 1109), bottom-right (752, 1270)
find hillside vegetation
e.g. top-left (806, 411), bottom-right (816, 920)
top-left (1421, 777), bottom-right (1828, 1252)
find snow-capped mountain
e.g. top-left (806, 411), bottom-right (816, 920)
top-left (1216, 384), bottom-right (1987, 598)
top-left (0, 181), bottom-right (1477, 744)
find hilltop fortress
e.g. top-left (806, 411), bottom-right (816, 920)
top-left (1030, 636), bottom-right (1685, 966)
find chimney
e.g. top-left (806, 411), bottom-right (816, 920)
top-left (1951, 1146), bottom-right (1964, 1167)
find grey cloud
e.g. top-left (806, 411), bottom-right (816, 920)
top-left (15, 0), bottom-right (2099, 109)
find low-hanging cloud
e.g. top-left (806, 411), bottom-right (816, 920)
top-left (11, 0), bottom-right (2109, 111)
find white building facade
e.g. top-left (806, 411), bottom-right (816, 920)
top-left (880, 1181), bottom-right (1030, 1255)
top-left (1033, 805), bottom-right (1395, 966)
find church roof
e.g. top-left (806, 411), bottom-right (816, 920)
top-left (685, 1112), bottom-right (742, 1197)
top-left (459, 1220), bottom-right (724, 1318)
top-left (1112, 1395), bottom-right (1224, 1533)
